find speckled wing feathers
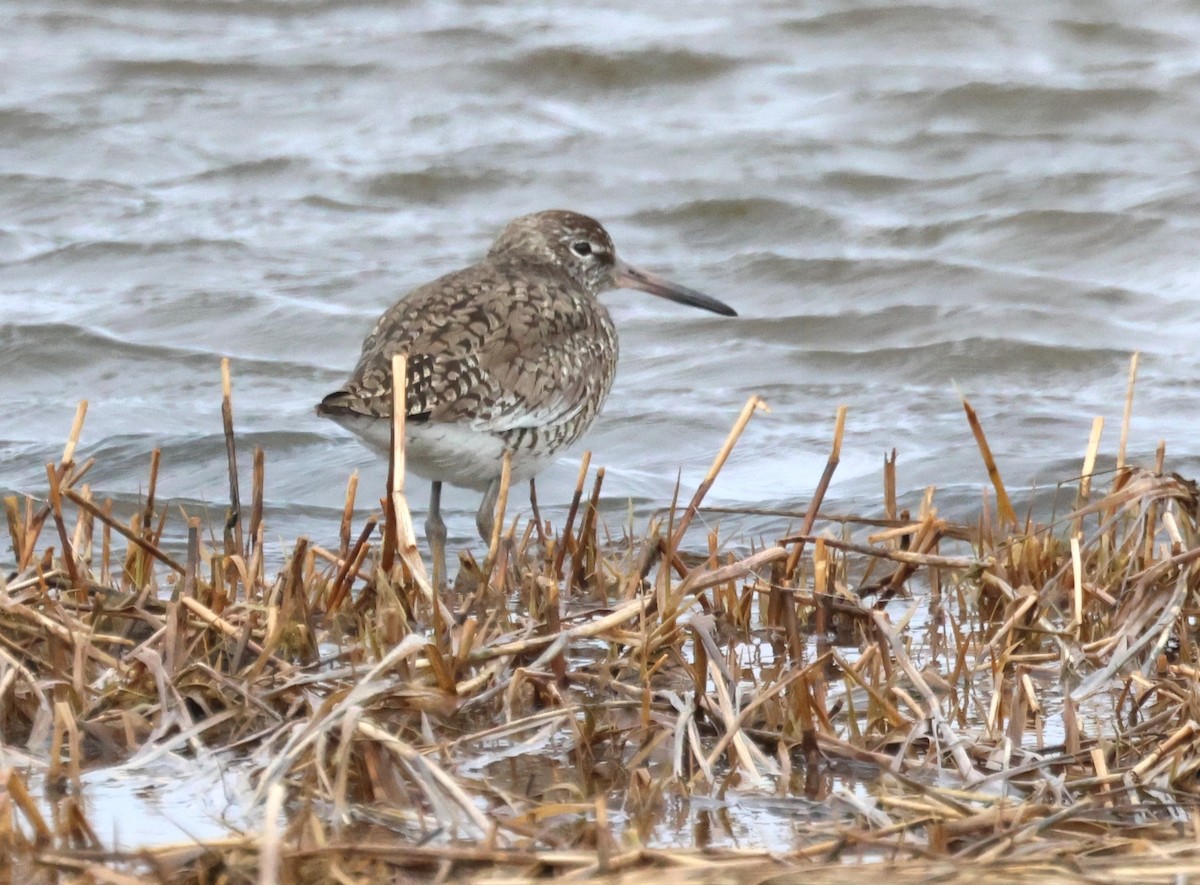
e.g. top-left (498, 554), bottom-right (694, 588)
top-left (318, 258), bottom-right (618, 448)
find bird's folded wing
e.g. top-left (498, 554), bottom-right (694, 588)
top-left (320, 262), bottom-right (610, 433)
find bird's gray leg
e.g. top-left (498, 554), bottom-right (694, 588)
top-left (475, 477), bottom-right (500, 544)
top-left (425, 480), bottom-right (447, 589)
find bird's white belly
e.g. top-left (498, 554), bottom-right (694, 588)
top-left (326, 413), bottom-right (557, 491)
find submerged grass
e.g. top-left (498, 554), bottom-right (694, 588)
top-left (5, 353), bottom-right (1200, 883)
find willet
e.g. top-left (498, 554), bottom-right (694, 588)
top-left (317, 209), bottom-right (736, 581)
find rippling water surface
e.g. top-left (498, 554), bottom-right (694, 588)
top-left (5, 0), bottom-right (1200, 550)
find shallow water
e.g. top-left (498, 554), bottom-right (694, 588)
top-left (4, 1), bottom-right (1200, 548)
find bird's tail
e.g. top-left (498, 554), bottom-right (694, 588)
top-left (314, 389), bottom-right (361, 418)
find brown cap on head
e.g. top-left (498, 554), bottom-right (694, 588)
top-left (490, 210), bottom-right (737, 316)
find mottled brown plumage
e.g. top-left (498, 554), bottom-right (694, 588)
top-left (317, 209), bottom-right (736, 582)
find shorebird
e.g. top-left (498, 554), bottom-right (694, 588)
top-left (317, 209), bottom-right (736, 582)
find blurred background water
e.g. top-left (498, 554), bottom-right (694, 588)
top-left (4, 0), bottom-right (1200, 557)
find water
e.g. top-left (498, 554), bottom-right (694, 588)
top-left (4, 0), bottom-right (1200, 553)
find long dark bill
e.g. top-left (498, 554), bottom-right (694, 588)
top-left (613, 259), bottom-right (737, 317)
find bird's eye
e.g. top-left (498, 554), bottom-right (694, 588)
top-left (571, 241), bottom-right (593, 257)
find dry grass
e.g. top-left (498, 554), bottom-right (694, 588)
top-left (5, 353), bottom-right (1200, 884)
